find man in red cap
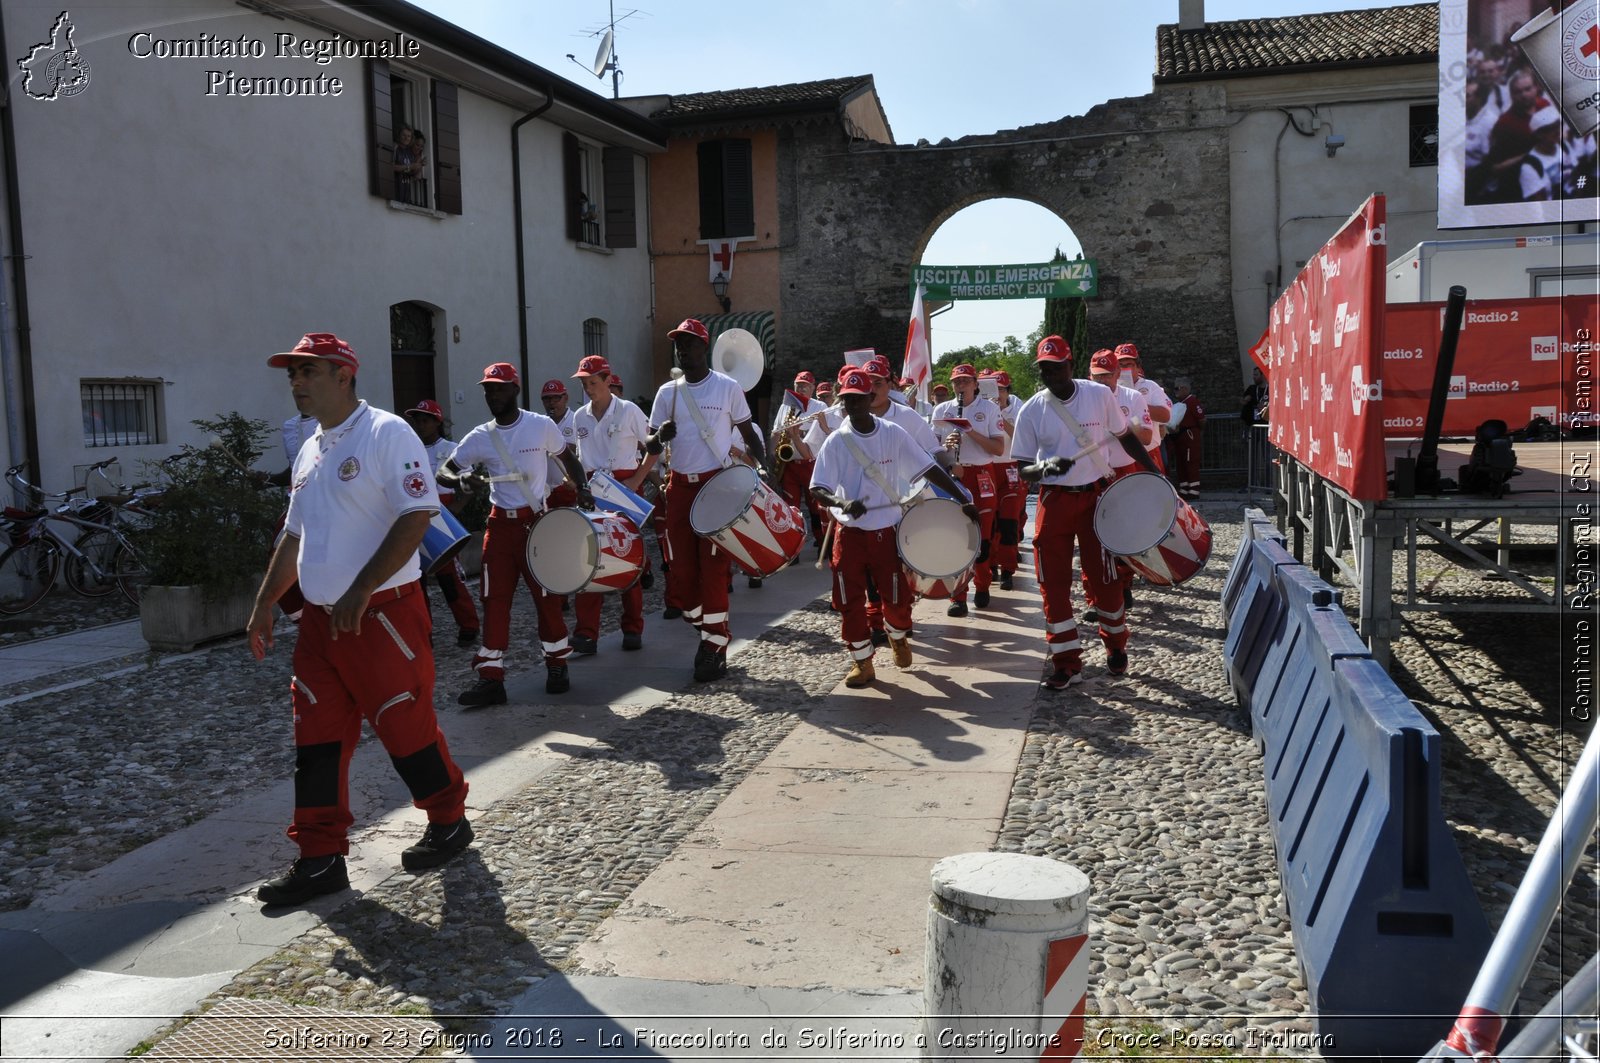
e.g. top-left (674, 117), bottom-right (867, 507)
top-left (404, 399), bottom-right (480, 647)
top-left (930, 363), bottom-right (1004, 616)
top-left (570, 354), bottom-right (655, 654)
top-left (1167, 377), bottom-right (1205, 500)
top-left (1114, 343), bottom-right (1171, 472)
top-left (644, 319), bottom-right (768, 682)
top-left (987, 370), bottom-right (1026, 590)
top-left (246, 333), bottom-right (472, 906)
top-left (438, 362), bottom-right (592, 704)
top-left (1013, 336), bottom-right (1159, 689)
top-left (810, 369), bottom-right (977, 687)
top-left (540, 378), bottom-right (579, 510)
top-left (773, 370), bottom-right (828, 553)
top-left (1082, 350), bottom-right (1155, 621)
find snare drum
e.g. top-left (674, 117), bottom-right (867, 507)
top-left (896, 496), bottom-right (980, 600)
top-left (419, 507), bottom-right (471, 576)
top-left (525, 507), bottom-right (645, 596)
top-left (1092, 471), bottom-right (1212, 586)
top-left (587, 470), bottom-right (655, 527)
top-left (688, 465), bottom-right (805, 577)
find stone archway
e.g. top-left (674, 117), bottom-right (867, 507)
top-left (777, 84), bottom-right (1235, 389)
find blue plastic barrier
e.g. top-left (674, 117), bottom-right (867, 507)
top-left (1221, 535), bottom-right (1490, 1058)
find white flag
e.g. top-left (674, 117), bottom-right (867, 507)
top-left (902, 284), bottom-right (932, 406)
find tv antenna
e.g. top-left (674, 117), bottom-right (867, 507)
top-left (565, 2), bottom-right (639, 99)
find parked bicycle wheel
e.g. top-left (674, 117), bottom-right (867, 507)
top-left (110, 541), bottom-right (149, 606)
top-left (0, 539), bottom-right (60, 614)
top-left (65, 529), bottom-right (122, 597)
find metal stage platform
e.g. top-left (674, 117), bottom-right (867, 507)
top-left (1271, 439), bottom-right (1596, 667)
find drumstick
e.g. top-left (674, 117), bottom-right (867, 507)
top-left (814, 517), bottom-right (836, 570)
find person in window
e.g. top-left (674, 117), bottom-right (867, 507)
top-left (393, 126), bottom-right (423, 203)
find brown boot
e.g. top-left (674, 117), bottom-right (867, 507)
top-left (889, 636), bottom-right (912, 668)
top-left (845, 658), bottom-right (876, 688)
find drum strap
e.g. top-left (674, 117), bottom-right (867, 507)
top-left (676, 380), bottom-right (731, 468)
top-left (840, 426), bottom-right (908, 513)
top-left (1046, 398), bottom-right (1115, 480)
top-left (488, 425), bottom-right (540, 508)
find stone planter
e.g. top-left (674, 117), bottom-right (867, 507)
top-left (140, 581), bottom-right (258, 652)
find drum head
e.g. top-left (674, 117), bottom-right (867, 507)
top-left (689, 466), bottom-right (758, 536)
top-left (525, 508), bottom-right (596, 596)
top-left (896, 497), bottom-right (979, 579)
top-left (1094, 471), bottom-right (1179, 556)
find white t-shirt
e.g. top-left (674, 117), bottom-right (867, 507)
top-left (574, 396), bottom-right (651, 473)
top-left (772, 395), bottom-right (828, 436)
top-left (449, 410), bottom-right (567, 511)
top-left (1109, 385), bottom-right (1153, 468)
top-left (810, 417), bottom-right (935, 531)
top-left (285, 402), bottom-right (437, 605)
top-left (282, 413), bottom-right (316, 466)
top-left (803, 406), bottom-right (846, 453)
top-left (994, 394), bottom-right (1023, 463)
top-left (648, 371), bottom-right (752, 475)
top-left (1129, 376), bottom-right (1171, 450)
top-left (1011, 380), bottom-right (1129, 488)
top-left (879, 400), bottom-right (943, 457)
top-left (930, 395), bottom-right (1003, 466)
top-left (546, 408), bottom-right (577, 485)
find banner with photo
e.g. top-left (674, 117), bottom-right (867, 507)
top-left (1258, 196), bottom-right (1390, 500)
top-left (1438, 0), bottom-right (1600, 229)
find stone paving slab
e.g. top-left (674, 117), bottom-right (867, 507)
top-left (762, 703), bottom-right (1032, 773)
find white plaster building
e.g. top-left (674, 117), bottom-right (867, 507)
top-left (0, 0), bottom-right (664, 492)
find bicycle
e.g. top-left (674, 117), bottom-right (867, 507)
top-left (0, 461), bottom-right (149, 613)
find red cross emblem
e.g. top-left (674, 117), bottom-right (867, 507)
top-left (1583, 23), bottom-right (1600, 59)
top-left (711, 241), bottom-right (733, 273)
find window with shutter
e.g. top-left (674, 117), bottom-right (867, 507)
top-left (366, 59), bottom-right (461, 215)
top-left (602, 148), bottom-right (636, 249)
top-left (697, 138), bottom-right (754, 240)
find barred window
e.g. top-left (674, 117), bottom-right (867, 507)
top-left (583, 317), bottom-right (606, 358)
top-left (81, 379), bottom-right (162, 448)
top-left (1409, 105), bottom-right (1438, 167)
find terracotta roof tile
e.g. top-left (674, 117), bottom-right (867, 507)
top-left (1156, 3), bottom-right (1437, 82)
top-left (649, 75), bottom-right (875, 122)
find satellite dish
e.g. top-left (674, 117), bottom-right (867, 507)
top-left (592, 29), bottom-right (614, 77)
top-left (712, 328), bottom-right (764, 392)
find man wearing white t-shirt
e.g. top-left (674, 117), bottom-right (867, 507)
top-left (1014, 335), bottom-right (1158, 691)
top-left (404, 399), bottom-right (480, 647)
top-left (774, 370), bottom-right (829, 553)
top-left (439, 362), bottom-right (591, 706)
top-left (246, 332), bottom-right (472, 907)
top-left (930, 363), bottom-right (1004, 616)
top-left (644, 318), bottom-right (768, 682)
top-left (541, 378), bottom-right (579, 510)
top-left (810, 369), bottom-right (977, 688)
top-left (571, 354), bottom-right (655, 655)
top-left (988, 370), bottom-right (1027, 590)
top-left (1115, 343), bottom-right (1171, 473)
top-left (1083, 350), bottom-right (1156, 621)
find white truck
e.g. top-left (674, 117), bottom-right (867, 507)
top-left (1385, 232), bottom-right (1599, 303)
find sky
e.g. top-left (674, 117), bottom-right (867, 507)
top-left (410, 0), bottom-right (1408, 357)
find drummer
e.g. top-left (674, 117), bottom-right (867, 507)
top-left (404, 399), bottom-right (481, 648)
top-left (643, 318), bottom-right (768, 683)
top-left (1114, 343), bottom-right (1172, 472)
top-left (930, 363), bottom-right (1005, 618)
top-left (988, 370), bottom-right (1025, 592)
top-left (568, 355), bottom-right (654, 655)
top-left (438, 362), bottom-right (592, 706)
top-left (1013, 335), bottom-right (1158, 690)
top-left (1081, 350), bottom-right (1155, 622)
top-left (810, 369), bottom-right (977, 688)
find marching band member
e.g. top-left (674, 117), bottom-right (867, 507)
top-left (930, 363), bottom-right (1004, 617)
top-left (438, 362), bottom-right (592, 705)
top-left (644, 318), bottom-right (767, 683)
top-left (540, 378), bottom-right (579, 509)
top-left (1114, 343), bottom-right (1171, 473)
top-left (810, 369), bottom-right (977, 688)
top-left (774, 370), bottom-right (829, 554)
top-left (1168, 377), bottom-right (1206, 500)
top-left (1014, 336), bottom-right (1158, 691)
top-left (571, 355), bottom-right (655, 655)
top-left (1082, 350), bottom-right (1155, 621)
top-left (404, 399), bottom-right (480, 647)
top-left (988, 370), bottom-right (1025, 591)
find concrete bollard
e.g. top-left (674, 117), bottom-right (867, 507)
top-left (923, 852), bottom-right (1091, 1061)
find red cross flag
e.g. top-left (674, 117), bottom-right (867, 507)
top-left (708, 239), bottom-right (737, 283)
top-left (902, 284), bottom-right (932, 406)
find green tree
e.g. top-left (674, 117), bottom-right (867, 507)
top-left (1042, 247), bottom-right (1091, 378)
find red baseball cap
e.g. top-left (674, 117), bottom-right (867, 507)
top-left (837, 363), bottom-right (858, 383)
top-left (932, 381), bottom-right (950, 393)
top-left (481, 362), bottom-right (520, 386)
top-left (837, 369), bottom-right (873, 396)
top-left (608, 374), bottom-right (624, 390)
top-left (1036, 335), bottom-right (1072, 363)
top-left (405, 399), bottom-right (444, 419)
top-left (269, 332), bottom-right (359, 371)
top-left (794, 370), bottom-right (816, 385)
top-left (1114, 342), bottom-right (1140, 362)
top-left (993, 371), bottom-right (1012, 388)
top-left (950, 363), bottom-right (977, 380)
top-left (1089, 350), bottom-right (1117, 373)
top-left (668, 318), bottom-right (710, 344)
top-left (862, 356), bottom-right (893, 379)
top-left (541, 378), bottom-right (568, 397)
top-left (816, 380), bottom-right (834, 394)
top-left (573, 355), bottom-right (611, 378)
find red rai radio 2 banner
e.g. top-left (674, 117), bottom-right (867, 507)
top-left (1380, 295), bottom-right (1599, 437)
top-left (1252, 195), bottom-right (1389, 500)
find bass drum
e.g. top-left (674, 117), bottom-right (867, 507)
top-left (896, 495), bottom-right (979, 600)
top-left (688, 465), bottom-right (805, 577)
top-left (525, 507), bottom-right (645, 596)
top-left (1091, 471), bottom-right (1211, 586)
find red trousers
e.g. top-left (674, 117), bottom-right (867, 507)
top-left (780, 458), bottom-right (825, 547)
top-left (663, 472), bottom-right (732, 654)
top-left (1173, 428), bottom-right (1202, 494)
top-left (1034, 484), bottom-right (1128, 674)
top-left (476, 507), bottom-right (569, 678)
top-left (288, 583), bottom-right (468, 857)
top-left (953, 465), bottom-right (997, 601)
top-left (989, 461), bottom-right (1025, 577)
top-left (433, 560), bottom-right (479, 631)
top-left (831, 525), bottom-right (912, 659)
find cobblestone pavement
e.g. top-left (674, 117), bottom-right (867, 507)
top-left (2, 494), bottom-right (1593, 1059)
